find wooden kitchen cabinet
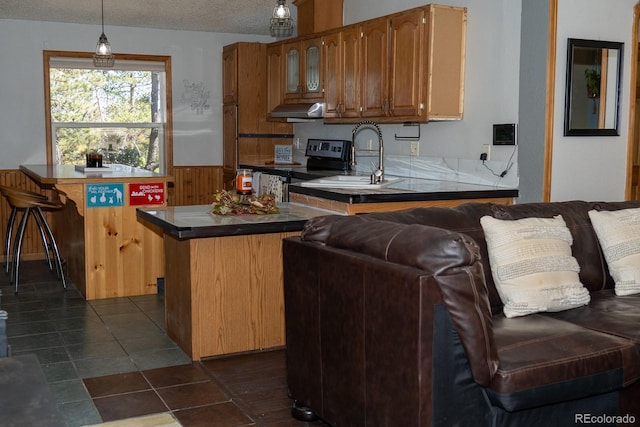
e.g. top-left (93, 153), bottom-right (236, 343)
top-left (223, 43), bottom-right (293, 188)
top-left (340, 11), bottom-right (424, 118)
top-left (322, 31), bottom-right (341, 118)
top-left (222, 47), bottom-right (238, 104)
top-left (293, 0), bottom-right (343, 36)
top-left (389, 9), bottom-right (426, 118)
top-left (360, 18), bottom-right (389, 118)
top-left (282, 37), bottom-right (324, 103)
top-left (321, 4), bottom-right (466, 123)
top-left (425, 4), bottom-right (467, 120)
top-left (358, 9), bottom-right (426, 119)
top-left (222, 104), bottom-right (237, 187)
top-left (323, 27), bottom-right (361, 119)
top-left (266, 44), bottom-right (286, 116)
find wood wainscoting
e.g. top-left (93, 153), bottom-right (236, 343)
top-left (0, 166), bottom-right (224, 262)
top-left (170, 165), bottom-right (224, 206)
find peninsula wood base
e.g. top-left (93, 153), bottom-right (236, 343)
top-left (54, 183), bottom-right (165, 300)
top-left (163, 231), bottom-right (298, 361)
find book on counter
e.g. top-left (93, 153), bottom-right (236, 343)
top-left (74, 165), bottom-right (113, 173)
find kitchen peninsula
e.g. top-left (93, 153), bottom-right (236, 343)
top-left (289, 177), bottom-right (518, 213)
top-left (137, 171), bottom-right (517, 360)
top-left (136, 203), bottom-right (339, 360)
top-left (246, 162), bottom-right (519, 213)
top-left (20, 164), bottom-right (171, 300)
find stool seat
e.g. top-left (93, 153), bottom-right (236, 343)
top-left (3, 193), bottom-right (63, 211)
top-left (0, 186), bottom-right (48, 201)
top-left (0, 185), bottom-right (66, 293)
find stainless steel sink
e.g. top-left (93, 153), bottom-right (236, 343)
top-left (299, 175), bottom-right (404, 189)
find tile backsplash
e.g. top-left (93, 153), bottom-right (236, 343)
top-left (293, 148), bottom-right (518, 189)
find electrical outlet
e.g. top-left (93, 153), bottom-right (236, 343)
top-left (409, 141), bottom-right (420, 156)
top-left (481, 144), bottom-right (491, 161)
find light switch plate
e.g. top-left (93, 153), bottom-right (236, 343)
top-left (409, 141), bottom-right (419, 156)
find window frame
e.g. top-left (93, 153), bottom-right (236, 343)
top-left (43, 50), bottom-right (174, 176)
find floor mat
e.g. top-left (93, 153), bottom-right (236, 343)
top-left (83, 412), bottom-right (181, 426)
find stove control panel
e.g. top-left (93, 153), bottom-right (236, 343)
top-left (305, 139), bottom-right (351, 161)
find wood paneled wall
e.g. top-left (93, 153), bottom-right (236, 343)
top-left (0, 166), bottom-right (224, 261)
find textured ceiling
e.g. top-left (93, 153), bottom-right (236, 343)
top-left (0, 0), bottom-right (296, 35)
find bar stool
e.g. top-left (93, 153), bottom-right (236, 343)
top-left (0, 187), bottom-right (49, 274)
top-left (0, 186), bottom-right (66, 293)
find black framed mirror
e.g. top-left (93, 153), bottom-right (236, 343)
top-left (564, 38), bottom-right (623, 136)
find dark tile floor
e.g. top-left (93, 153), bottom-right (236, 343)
top-left (1, 260), bottom-right (327, 427)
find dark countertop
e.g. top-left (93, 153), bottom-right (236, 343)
top-left (289, 178), bottom-right (518, 203)
top-left (244, 163), bottom-right (518, 204)
top-left (137, 203), bottom-right (340, 240)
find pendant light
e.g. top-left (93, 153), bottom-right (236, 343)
top-left (270, 0), bottom-right (294, 38)
top-left (93, 0), bottom-right (114, 67)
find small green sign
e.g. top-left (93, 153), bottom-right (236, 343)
top-left (86, 183), bottom-right (124, 208)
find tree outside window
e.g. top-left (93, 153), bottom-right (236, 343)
top-left (44, 52), bottom-right (172, 174)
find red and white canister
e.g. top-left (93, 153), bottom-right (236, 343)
top-left (235, 169), bottom-right (253, 194)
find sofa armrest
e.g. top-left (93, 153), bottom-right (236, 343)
top-left (302, 215), bottom-right (499, 386)
top-left (303, 215), bottom-right (476, 273)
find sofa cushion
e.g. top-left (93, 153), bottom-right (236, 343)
top-left (548, 291), bottom-right (640, 348)
top-left (480, 215), bottom-right (590, 318)
top-left (488, 314), bottom-right (640, 411)
top-left (588, 207), bottom-right (640, 296)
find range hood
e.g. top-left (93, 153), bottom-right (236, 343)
top-left (271, 102), bottom-right (324, 121)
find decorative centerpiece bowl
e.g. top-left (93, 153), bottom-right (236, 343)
top-left (210, 190), bottom-right (279, 215)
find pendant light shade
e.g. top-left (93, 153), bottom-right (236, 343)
top-left (270, 0), bottom-right (294, 38)
top-left (93, 0), bottom-right (114, 67)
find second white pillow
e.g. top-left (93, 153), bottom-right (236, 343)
top-left (588, 208), bottom-right (640, 296)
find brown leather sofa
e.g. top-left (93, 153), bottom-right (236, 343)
top-left (283, 200), bottom-right (640, 426)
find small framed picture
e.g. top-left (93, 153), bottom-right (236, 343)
top-left (275, 145), bottom-right (293, 163)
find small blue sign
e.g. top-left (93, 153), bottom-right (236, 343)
top-left (86, 183), bottom-right (125, 208)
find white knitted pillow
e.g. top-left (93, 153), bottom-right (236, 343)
top-left (588, 208), bottom-right (640, 296)
top-left (480, 215), bottom-right (590, 318)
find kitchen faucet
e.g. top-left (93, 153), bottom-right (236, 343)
top-left (350, 120), bottom-right (384, 184)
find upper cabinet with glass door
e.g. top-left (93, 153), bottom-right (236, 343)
top-left (268, 4), bottom-right (466, 123)
top-left (283, 37), bottom-right (324, 103)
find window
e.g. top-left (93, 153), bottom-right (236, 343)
top-left (43, 51), bottom-right (173, 174)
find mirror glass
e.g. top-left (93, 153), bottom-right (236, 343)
top-left (564, 38), bottom-right (623, 136)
